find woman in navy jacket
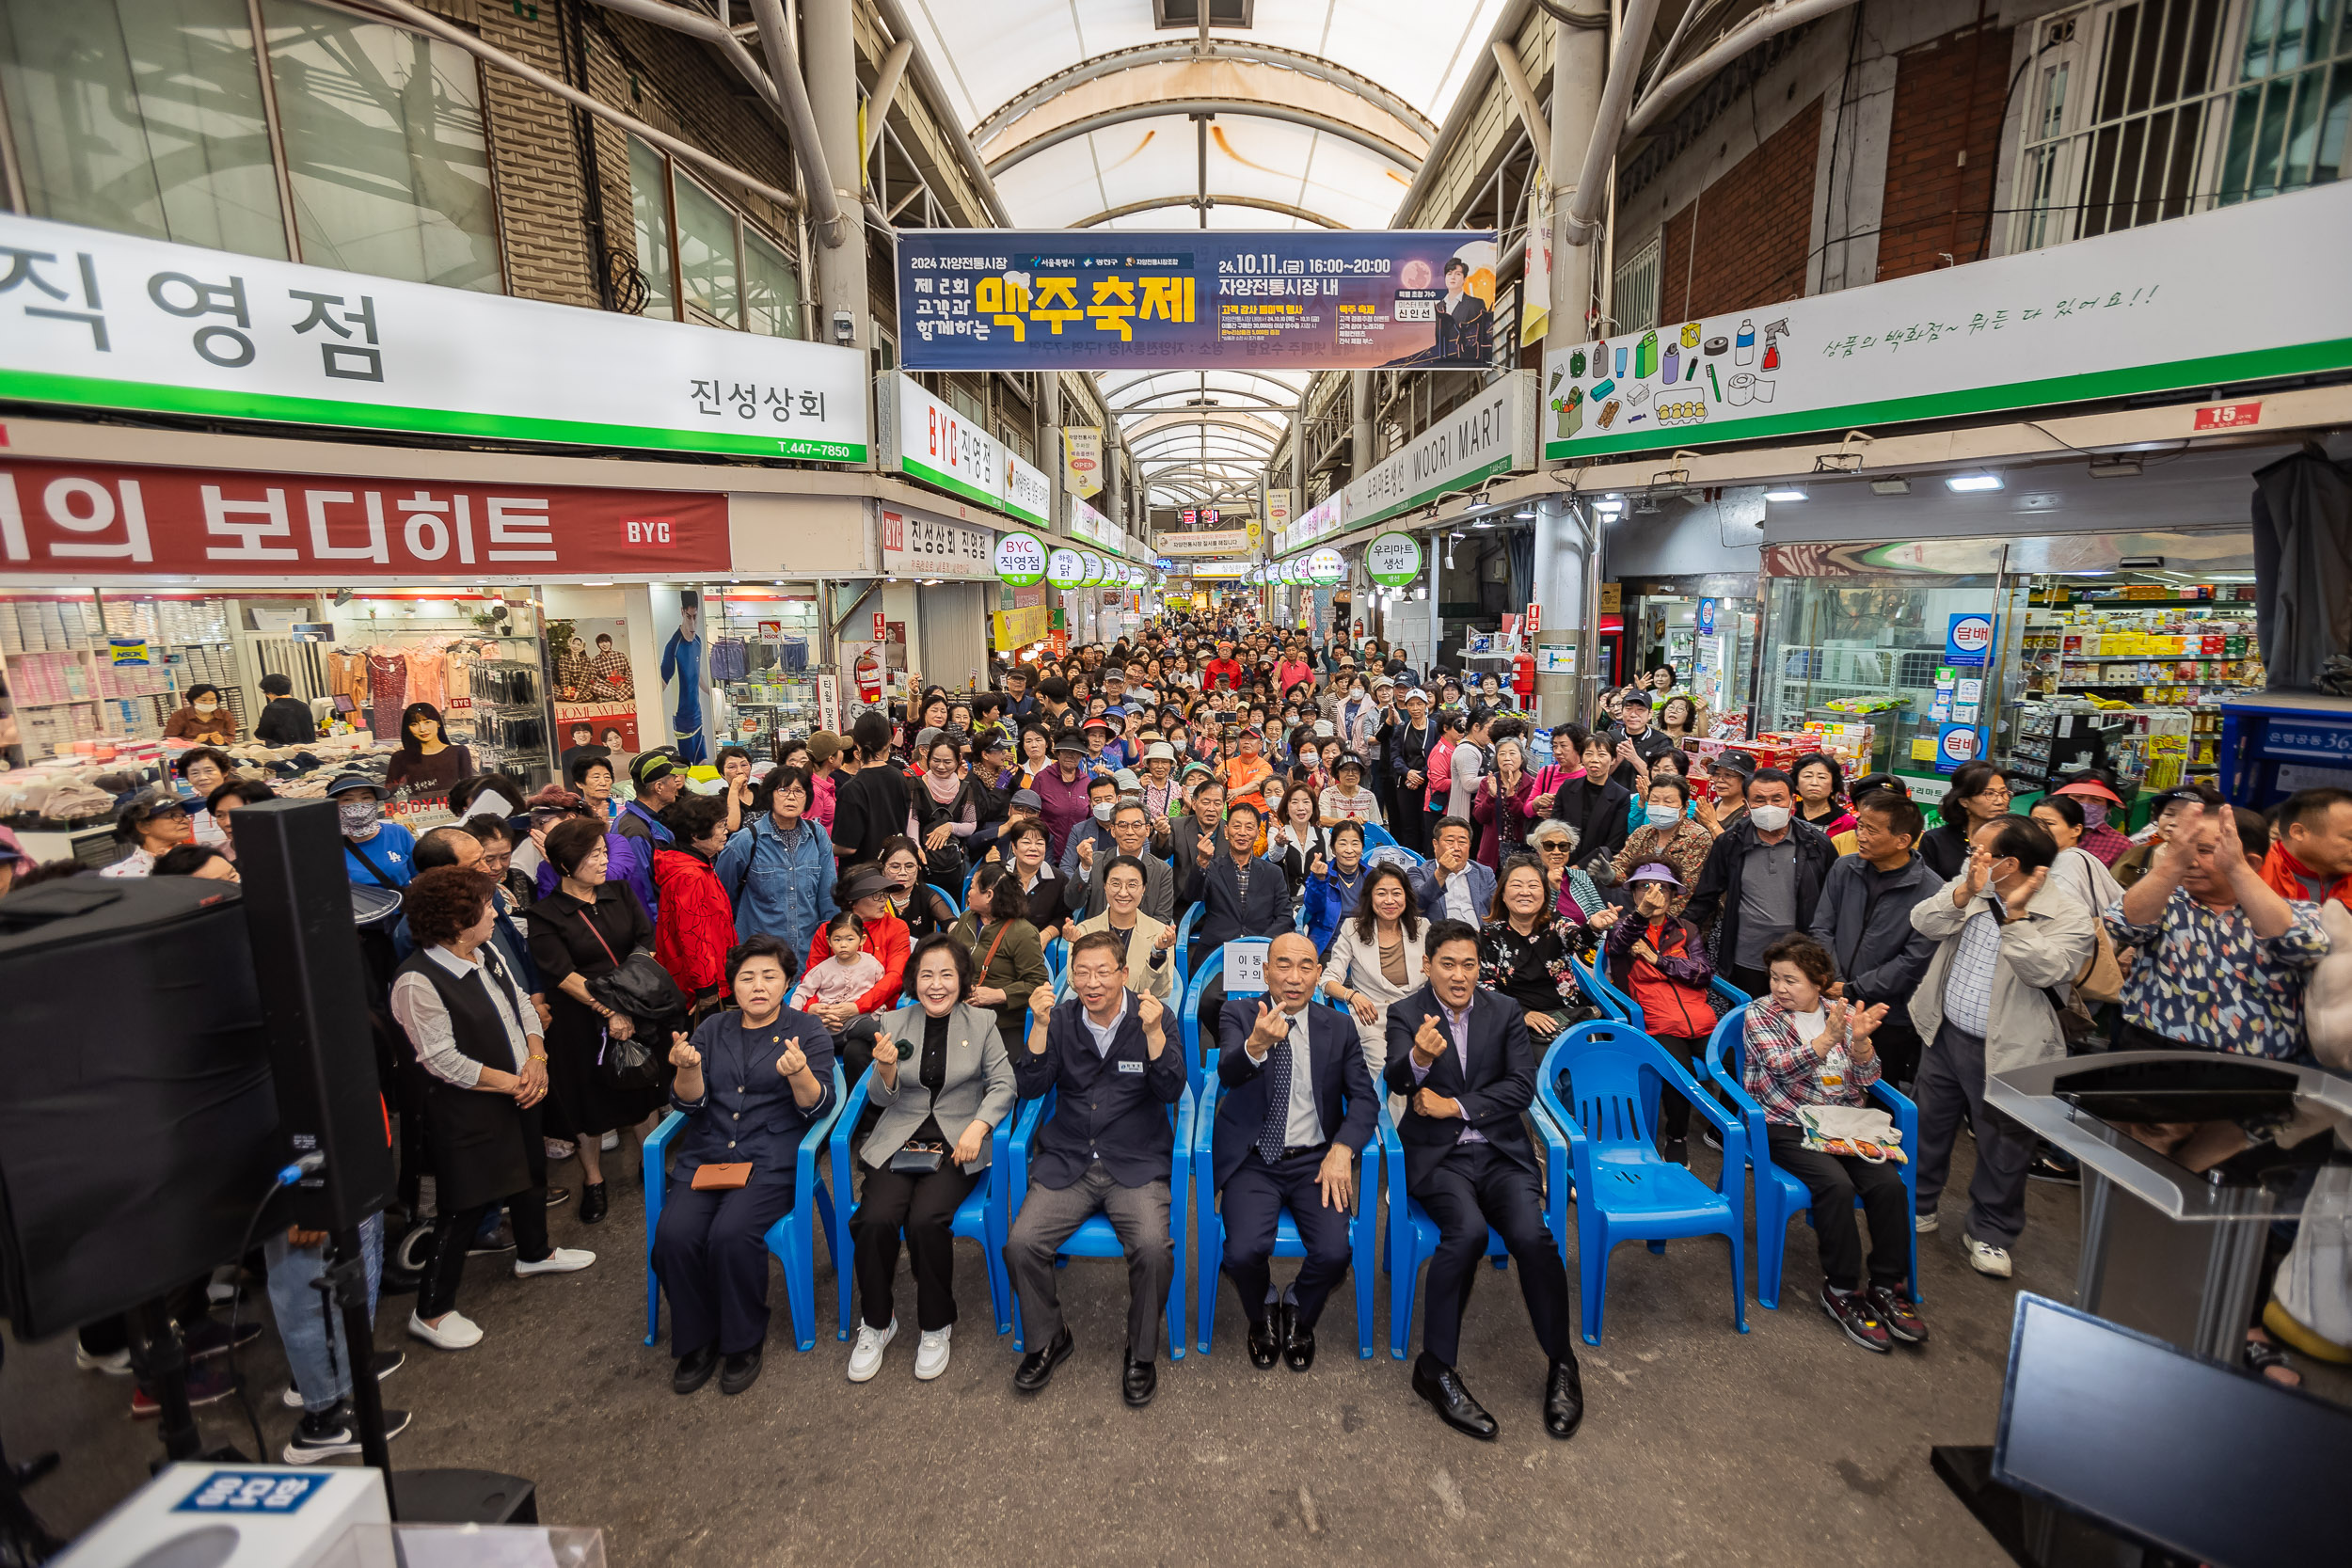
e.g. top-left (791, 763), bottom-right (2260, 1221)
top-left (653, 934), bottom-right (837, 1398)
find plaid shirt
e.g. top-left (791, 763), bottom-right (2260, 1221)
top-left (1742, 999), bottom-right (1881, 1128)
top-left (2077, 822), bottom-right (2133, 866)
top-left (1941, 907), bottom-right (2004, 1037)
top-left (2105, 886), bottom-right (2330, 1059)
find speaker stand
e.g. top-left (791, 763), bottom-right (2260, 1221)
top-left (125, 1300), bottom-right (245, 1469)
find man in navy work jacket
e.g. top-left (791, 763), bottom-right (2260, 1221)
top-left (1006, 930), bottom-right (1185, 1407)
top-left (1385, 918), bottom-right (1583, 1443)
top-left (1214, 932), bottom-right (1375, 1371)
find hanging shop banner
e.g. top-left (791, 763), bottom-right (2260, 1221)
top-left (0, 213), bottom-right (866, 463)
top-left (993, 604), bottom-right (1051, 647)
top-left (1061, 426), bottom-right (1104, 499)
top-left (1264, 490), bottom-right (1292, 538)
top-left (1156, 527), bottom-right (1253, 558)
top-left (0, 458), bottom-right (730, 581)
top-left (1349, 370), bottom-right (1538, 530)
top-left (1307, 546), bottom-right (1346, 585)
top-left (1540, 179), bottom-right (2352, 460)
top-left (1364, 531), bottom-right (1424, 587)
top-left (896, 230), bottom-right (1501, 372)
top-left (880, 506), bottom-right (996, 580)
top-left (995, 531), bottom-right (1047, 585)
top-left (1004, 451), bottom-right (1052, 528)
top-left (1045, 547), bottom-right (1084, 589)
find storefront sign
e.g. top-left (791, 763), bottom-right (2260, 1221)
top-left (1947, 612), bottom-right (1994, 668)
top-left (1698, 598), bottom-right (1719, 637)
top-left (1004, 451), bottom-right (1051, 528)
top-left (1307, 546), bottom-right (1345, 585)
top-left (897, 230), bottom-right (1501, 371)
top-left (994, 531), bottom-right (1047, 585)
top-left (1069, 495), bottom-right (1125, 558)
top-left (2192, 401), bottom-right (2264, 432)
top-left (1364, 531), bottom-right (1422, 586)
top-left (1542, 181), bottom-right (2352, 459)
top-left (1157, 527), bottom-right (1252, 558)
top-left (1061, 426), bottom-right (1103, 498)
top-left (1045, 547), bottom-right (1084, 588)
top-left (1937, 722), bottom-right (1988, 775)
top-left (0, 213), bottom-right (866, 462)
top-left (880, 507), bottom-right (996, 580)
top-left (1349, 371), bottom-right (1538, 529)
top-left (0, 458), bottom-right (729, 580)
top-left (877, 373), bottom-right (1004, 510)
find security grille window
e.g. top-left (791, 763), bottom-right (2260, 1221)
top-left (0, 0), bottom-right (501, 291)
top-left (1611, 233), bottom-right (1660, 335)
top-left (626, 135), bottom-right (802, 337)
top-left (2007, 0), bottom-right (2351, 254)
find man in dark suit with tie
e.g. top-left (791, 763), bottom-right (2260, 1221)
top-left (1385, 919), bottom-right (1583, 1441)
top-left (1191, 798), bottom-right (1296, 1059)
top-left (1214, 932), bottom-right (1376, 1371)
top-left (1006, 931), bottom-right (1185, 1407)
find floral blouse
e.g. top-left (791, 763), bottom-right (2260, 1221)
top-left (2104, 886), bottom-right (2329, 1059)
top-left (1478, 918), bottom-right (1598, 1018)
top-left (1610, 820), bottom-right (1711, 913)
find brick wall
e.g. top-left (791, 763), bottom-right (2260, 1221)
top-left (1656, 96), bottom-right (1821, 324)
top-left (1877, 22), bottom-right (2015, 280)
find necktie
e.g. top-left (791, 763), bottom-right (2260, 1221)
top-left (1256, 1014), bottom-right (1294, 1165)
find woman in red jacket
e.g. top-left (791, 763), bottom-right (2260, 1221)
top-left (653, 793), bottom-right (738, 1022)
top-left (802, 861), bottom-right (910, 1088)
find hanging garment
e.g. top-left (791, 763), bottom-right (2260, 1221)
top-left (365, 650), bottom-right (408, 740)
top-left (443, 641), bottom-right (474, 706)
top-left (326, 650), bottom-right (372, 712)
top-left (405, 647), bottom-right (446, 711)
top-left (2251, 449), bottom-right (2352, 694)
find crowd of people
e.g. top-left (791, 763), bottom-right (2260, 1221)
top-left (17, 609), bottom-right (2349, 1458)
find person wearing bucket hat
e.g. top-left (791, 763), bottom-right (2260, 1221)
top-left (1137, 740), bottom-right (1182, 824)
top-left (321, 772), bottom-right (419, 889)
top-left (619, 750), bottom-right (685, 850)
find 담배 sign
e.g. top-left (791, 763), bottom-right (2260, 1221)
top-left (1937, 722), bottom-right (1988, 775)
top-left (1221, 939), bottom-right (1271, 998)
top-left (897, 230), bottom-right (1501, 372)
top-left (1947, 612), bottom-right (1994, 668)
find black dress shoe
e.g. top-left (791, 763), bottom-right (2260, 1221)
top-left (1543, 1357), bottom-right (1584, 1440)
top-left (673, 1346), bottom-right (718, 1395)
top-left (719, 1348), bottom-right (762, 1395)
top-left (578, 1181), bottom-right (609, 1226)
top-left (1246, 1311), bottom-right (1281, 1370)
top-left (1282, 1312), bottom-right (1316, 1373)
top-left (1122, 1354), bottom-right (1157, 1407)
top-left (544, 1185), bottom-right (571, 1208)
top-left (1410, 1354), bottom-right (1498, 1440)
top-left (1012, 1328), bottom-right (1073, 1394)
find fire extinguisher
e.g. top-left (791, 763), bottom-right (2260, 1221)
top-left (853, 646), bottom-right (882, 705)
top-left (1512, 650), bottom-right (1535, 699)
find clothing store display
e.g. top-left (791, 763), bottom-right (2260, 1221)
top-left (365, 652), bottom-right (407, 740)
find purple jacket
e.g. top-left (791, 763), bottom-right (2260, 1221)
top-left (1031, 762), bottom-right (1096, 861)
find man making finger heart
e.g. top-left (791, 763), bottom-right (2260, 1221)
top-left (1213, 933), bottom-right (1377, 1372)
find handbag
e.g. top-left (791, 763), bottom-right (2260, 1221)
top-left (2072, 922), bottom-right (2126, 1006)
top-left (573, 905), bottom-right (682, 1090)
top-left (888, 1142), bottom-right (946, 1175)
top-left (1797, 1104), bottom-right (1907, 1164)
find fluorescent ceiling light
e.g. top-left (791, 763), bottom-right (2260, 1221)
top-left (1946, 473), bottom-right (2004, 493)
top-left (1762, 488), bottom-right (1807, 502)
top-left (1514, 509), bottom-right (1535, 519)
top-left (1869, 478), bottom-right (1911, 496)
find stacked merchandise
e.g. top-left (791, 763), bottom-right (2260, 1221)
top-left (706, 592), bottom-right (825, 755)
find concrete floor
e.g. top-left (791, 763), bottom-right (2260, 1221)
top-left (0, 1134), bottom-right (2175, 1567)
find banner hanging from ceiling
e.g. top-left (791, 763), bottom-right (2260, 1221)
top-left (896, 230), bottom-right (1500, 372)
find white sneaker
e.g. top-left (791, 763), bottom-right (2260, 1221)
top-left (407, 1309), bottom-right (484, 1350)
top-left (514, 1247), bottom-right (596, 1277)
top-left (74, 1345), bottom-right (132, 1375)
top-left (544, 1137), bottom-right (576, 1162)
top-left (914, 1324), bottom-right (952, 1381)
top-left (1915, 1211), bottom-right (1940, 1234)
top-left (848, 1320), bottom-right (897, 1382)
top-left (1963, 1230), bottom-right (2013, 1278)
top-left (599, 1131), bottom-right (620, 1151)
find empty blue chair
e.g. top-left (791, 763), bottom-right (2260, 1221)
top-left (643, 1065), bottom-right (846, 1354)
top-left (1702, 1003), bottom-right (1920, 1309)
top-left (1042, 936), bottom-right (1067, 987)
top-left (1179, 946), bottom-right (1226, 1094)
top-left (1192, 1020), bottom-right (1381, 1359)
top-left (1536, 1022), bottom-right (1748, 1345)
top-left (1380, 1105), bottom-right (1553, 1361)
top-left (1359, 821), bottom-right (1399, 853)
top-left (827, 1069), bottom-right (1013, 1341)
top-left (1006, 1085), bottom-right (1194, 1360)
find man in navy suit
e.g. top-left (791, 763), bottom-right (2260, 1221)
top-left (1407, 816), bottom-right (1496, 925)
top-left (1191, 798), bottom-right (1297, 1057)
top-left (1214, 932), bottom-right (1376, 1371)
top-left (1006, 930), bottom-right (1186, 1408)
top-left (1385, 919), bottom-right (1583, 1442)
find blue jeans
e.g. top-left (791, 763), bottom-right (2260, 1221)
top-left (264, 1214), bottom-right (383, 1415)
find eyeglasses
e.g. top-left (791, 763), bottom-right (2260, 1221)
top-left (1536, 842), bottom-right (1572, 856)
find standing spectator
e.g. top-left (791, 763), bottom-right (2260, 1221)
top-left (1611, 776), bottom-right (1714, 910)
top-left (652, 793), bottom-right (738, 1020)
top-left (1192, 799), bottom-right (1296, 1054)
top-left (1907, 816), bottom-right (2096, 1279)
top-left (1169, 775), bottom-right (1227, 904)
top-left (2107, 802), bottom-right (2329, 1058)
top-left (2030, 794), bottom-right (2126, 937)
top-left (803, 732), bottom-right (844, 832)
top-left (2050, 775), bottom-right (2134, 866)
top-left (252, 672), bottom-right (317, 746)
top-left (832, 712), bottom-right (921, 867)
top-left (1471, 736), bottom-right (1539, 868)
top-left (1601, 864), bottom-right (1717, 1162)
top-left (2260, 786), bottom-right (2352, 911)
top-left (1544, 728), bottom-right (1636, 864)
top-left (1447, 707), bottom-right (1491, 820)
top-left (1605, 691), bottom-right (1677, 788)
top-left (950, 863), bottom-right (1051, 1045)
top-left (1915, 761), bottom-right (2010, 881)
top-left (1030, 731), bottom-right (1098, 861)
top-left (1808, 791), bottom-right (1940, 1088)
top-left (1790, 752), bottom-right (1854, 841)
top-left (1388, 689), bottom-right (1438, 856)
top-left (712, 767), bottom-right (836, 959)
top-left (326, 775), bottom-right (417, 890)
top-left (1682, 768), bottom-right (1838, 999)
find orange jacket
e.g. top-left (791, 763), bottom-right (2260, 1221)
top-left (2260, 842), bottom-right (2352, 911)
top-left (805, 912), bottom-right (910, 1014)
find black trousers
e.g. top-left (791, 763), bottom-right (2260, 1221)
top-left (1726, 962), bottom-right (1772, 1003)
top-left (1767, 1124), bottom-right (1911, 1294)
top-left (852, 1162), bottom-right (982, 1333)
top-left (1871, 1018), bottom-right (1924, 1089)
top-left (1220, 1148), bottom-right (1352, 1329)
top-left (419, 1187), bottom-right (549, 1319)
top-left (1391, 789), bottom-right (1427, 855)
top-left (1414, 1142), bottom-right (1574, 1369)
top-left (1652, 1034), bottom-right (1706, 1146)
top-left (652, 1168), bottom-right (799, 1355)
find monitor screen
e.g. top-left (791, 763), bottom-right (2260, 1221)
top-left (1994, 1294), bottom-right (2349, 1568)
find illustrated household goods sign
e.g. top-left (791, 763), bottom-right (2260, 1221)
top-left (0, 213), bottom-right (868, 461)
top-left (1539, 179), bottom-right (2352, 459)
top-left (897, 230), bottom-right (1500, 371)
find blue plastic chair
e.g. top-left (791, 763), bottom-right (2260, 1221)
top-left (1179, 947), bottom-right (1227, 1095)
top-left (1536, 1022), bottom-right (1749, 1345)
top-left (1381, 1102), bottom-right (1551, 1361)
top-left (643, 1064), bottom-right (847, 1354)
top-left (827, 1066), bottom-right (1014, 1341)
top-left (1360, 821), bottom-right (1399, 853)
top-left (923, 881), bottom-right (962, 918)
top-left (1703, 1004), bottom-right (1920, 1309)
top-left (1006, 1085), bottom-right (1195, 1360)
top-left (1570, 951), bottom-right (1634, 1023)
top-left (1174, 902), bottom-right (1202, 992)
top-left (1191, 1007), bottom-right (1381, 1359)
top-left (1042, 936), bottom-right (1067, 986)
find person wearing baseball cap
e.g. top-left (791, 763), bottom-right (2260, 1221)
top-left (620, 749), bottom-right (684, 848)
top-left (319, 772), bottom-right (419, 888)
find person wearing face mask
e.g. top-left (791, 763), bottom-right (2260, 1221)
top-left (2050, 775), bottom-right (2134, 866)
top-left (1611, 777), bottom-right (1712, 909)
top-left (1681, 768), bottom-right (1838, 1000)
top-left (164, 683), bottom-right (237, 744)
top-left (325, 773), bottom-right (418, 889)
top-left (1057, 773), bottom-right (1123, 884)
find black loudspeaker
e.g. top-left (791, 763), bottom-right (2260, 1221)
top-left (230, 797), bottom-right (398, 1233)
top-left (0, 879), bottom-right (281, 1340)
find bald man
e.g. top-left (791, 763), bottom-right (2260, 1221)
top-left (1213, 932), bottom-right (1376, 1371)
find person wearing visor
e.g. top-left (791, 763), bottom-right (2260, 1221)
top-left (326, 772), bottom-right (417, 889)
top-left (2050, 775), bottom-right (2132, 866)
top-left (101, 788), bottom-right (195, 879)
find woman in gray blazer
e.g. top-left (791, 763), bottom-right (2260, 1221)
top-left (847, 933), bottom-right (1016, 1383)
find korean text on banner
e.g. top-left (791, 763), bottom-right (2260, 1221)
top-left (898, 230), bottom-right (1501, 372)
top-left (1222, 939), bottom-right (1270, 998)
top-left (881, 508), bottom-right (997, 580)
top-left (0, 213), bottom-right (868, 462)
top-left (1060, 426), bottom-right (1103, 499)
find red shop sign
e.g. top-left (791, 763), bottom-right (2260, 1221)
top-left (0, 459), bottom-right (730, 579)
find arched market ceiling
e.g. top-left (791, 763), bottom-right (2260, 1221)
top-left (897, 0), bottom-right (1512, 513)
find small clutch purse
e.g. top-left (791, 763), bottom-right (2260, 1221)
top-left (888, 1142), bottom-right (946, 1175)
top-left (691, 1162), bottom-right (753, 1190)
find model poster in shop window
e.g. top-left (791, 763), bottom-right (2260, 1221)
top-left (548, 617), bottom-right (640, 777)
